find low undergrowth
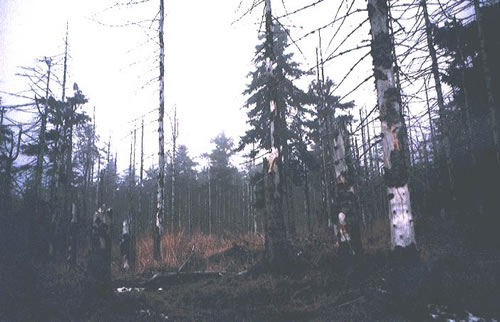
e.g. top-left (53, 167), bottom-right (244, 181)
top-left (135, 231), bottom-right (265, 274)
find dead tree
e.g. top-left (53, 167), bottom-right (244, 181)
top-left (120, 219), bottom-right (130, 270)
top-left (422, 0), bottom-right (455, 202)
top-left (332, 120), bottom-right (362, 253)
top-left (34, 58), bottom-right (52, 204)
top-left (154, 0), bottom-right (165, 261)
top-left (66, 203), bottom-right (77, 267)
top-left (170, 105), bottom-right (178, 231)
top-left (88, 207), bottom-right (112, 295)
top-left (367, 0), bottom-right (416, 248)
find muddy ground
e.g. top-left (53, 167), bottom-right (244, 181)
top-left (2, 218), bottom-right (500, 321)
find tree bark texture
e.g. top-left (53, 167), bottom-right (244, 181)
top-left (89, 207), bottom-right (112, 295)
top-left (154, 0), bottom-right (165, 260)
top-left (422, 0), bottom-right (455, 200)
top-left (368, 0), bottom-right (416, 248)
top-left (332, 121), bottom-right (362, 252)
top-left (263, 0), bottom-right (290, 264)
top-left (473, 0), bottom-right (499, 164)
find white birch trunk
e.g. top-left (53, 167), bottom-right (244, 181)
top-left (368, 0), bottom-right (415, 248)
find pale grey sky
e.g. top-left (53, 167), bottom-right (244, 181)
top-left (1, 0), bottom-right (378, 172)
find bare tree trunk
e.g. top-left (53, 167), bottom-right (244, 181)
top-left (67, 203), bottom-right (77, 267)
top-left (34, 58), bottom-right (51, 202)
top-left (316, 49), bottom-right (331, 228)
top-left (121, 219), bottom-right (130, 270)
top-left (61, 23), bottom-right (68, 102)
top-left (366, 107), bottom-right (375, 172)
top-left (171, 106), bottom-right (178, 232)
top-left (303, 162), bottom-right (312, 238)
top-left (473, 0), bottom-right (499, 164)
top-left (332, 121), bottom-right (362, 253)
top-left (368, 0), bottom-right (416, 248)
top-left (140, 119), bottom-right (144, 183)
top-left (208, 168), bottom-right (212, 235)
top-left (88, 207), bottom-right (112, 296)
top-left (263, 0), bottom-right (290, 264)
top-left (453, 20), bottom-right (476, 167)
top-left (154, 0), bottom-right (165, 260)
top-left (422, 0), bottom-right (455, 201)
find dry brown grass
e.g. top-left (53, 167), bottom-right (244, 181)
top-left (136, 231), bottom-right (264, 273)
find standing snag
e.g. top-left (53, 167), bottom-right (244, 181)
top-left (368, 0), bottom-right (415, 249)
top-left (155, 0), bottom-right (166, 260)
top-left (66, 203), bottom-right (78, 267)
top-left (88, 207), bottom-right (112, 295)
top-left (121, 219), bottom-right (131, 270)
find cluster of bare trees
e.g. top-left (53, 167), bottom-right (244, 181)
top-left (2, 0), bottom-right (499, 278)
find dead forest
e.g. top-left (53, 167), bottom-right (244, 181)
top-left (1, 0), bottom-right (500, 320)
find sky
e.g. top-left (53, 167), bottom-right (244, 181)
top-left (1, 0), bottom-right (378, 173)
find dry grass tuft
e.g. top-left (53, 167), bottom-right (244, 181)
top-left (136, 231), bottom-right (264, 273)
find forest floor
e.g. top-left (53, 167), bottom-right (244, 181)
top-left (3, 216), bottom-right (500, 321)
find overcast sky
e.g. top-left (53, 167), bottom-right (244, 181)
top-left (1, 0), bottom-right (377, 173)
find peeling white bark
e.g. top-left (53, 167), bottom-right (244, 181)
top-left (368, 0), bottom-right (415, 248)
top-left (388, 186), bottom-right (415, 246)
top-left (332, 129), bottom-right (348, 179)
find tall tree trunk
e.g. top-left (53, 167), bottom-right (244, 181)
top-left (263, 0), bottom-right (290, 264)
top-left (422, 0), bottom-right (455, 202)
top-left (88, 207), bottom-right (112, 296)
top-left (316, 49), bottom-right (331, 227)
top-left (154, 0), bottom-right (165, 260)
top-left (368, 0), bottom-right (416, 248)
top-left (303, 162), bottom-right (312, 238)
top-left (208, 168), bottom-right (212, 235)
top-left (473, 0), bottom-right (499, 164)
top-left (453, 21), bottom-right (476, 167)
top-left (34, 58), bottom-right (51, 202)
top-left (171, 106), bottom-right (178, 232)
top-left (61, 23), bottom-right (68, 102)
top-left (332, 121), bottom-right (362, 253)
top-left (424, 80), bottom-right (438, 161)
top-left (282, 145), bottom-right (296, 238)
top-left (67, 203), bottom-right (77, 267)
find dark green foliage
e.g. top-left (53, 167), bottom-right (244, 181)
top-left (238, 24), bottom-right (308, 155)
top-left (430, 2), bottom-right (500, 226)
